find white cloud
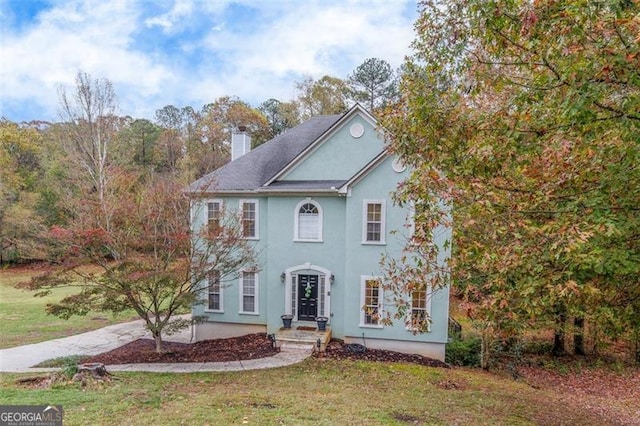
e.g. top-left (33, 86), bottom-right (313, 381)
top-left (188, 1), bottom-right (414, 107)
top-left (1, 0), bottom-right (172, 120)
top-left (0, 0), bottom-right (416, 121)
top-left (144, 0), bottom-right (195, 32)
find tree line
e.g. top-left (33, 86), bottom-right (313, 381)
top-left (0, 58), bottom-right (398, 264)
top-left (1, 58), bottom-right (398, 351)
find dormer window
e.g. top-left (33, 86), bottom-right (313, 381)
top-left (294, 199), bottom-right (323, 242)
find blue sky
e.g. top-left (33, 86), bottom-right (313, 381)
top-left (0, 0), bottom-right (418, 122)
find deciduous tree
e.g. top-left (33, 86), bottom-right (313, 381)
top-left (191, 96), bottom-right (270, 179)
top-left (381, 0), bottom-right (640, 366)
top-left (296, 75), bottom-right (350, 119)
top-left (0, 120), bottom-right (46, 262)
top-left (24, 175), bottom-right (259, 352)
top-left (258, 98), bottom-right (300, 137)
top-left (58, 72), bottom-right (119, 211)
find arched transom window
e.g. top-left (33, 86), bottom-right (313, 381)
top-left (295, 199), bottom-right (322, 241)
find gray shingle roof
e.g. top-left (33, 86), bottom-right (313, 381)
top-left (187, 114), bottom-right (342, 193)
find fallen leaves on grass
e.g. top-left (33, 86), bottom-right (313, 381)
top-left (518, 364), bottom-right (640, 425)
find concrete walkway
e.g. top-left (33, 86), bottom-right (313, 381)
top-left (0, 317), bottom-right (313, 373)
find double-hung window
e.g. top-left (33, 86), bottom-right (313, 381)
top-left (409, 287), bottom-right (429, 331)
top-left (362, 200), bottom-right (386, 244)
top-left (207, 200), bottom-right (222, 232)
top-left (207, 270), bottom-right (222, 312)
top-left (240, 200), bottom-right (258, 239)
top-left (240, 271), bottom-right (258, 314)
top-left (294, 199), bottom-right (322, 241)
top-left (360, 276), bottom-right (383, 327)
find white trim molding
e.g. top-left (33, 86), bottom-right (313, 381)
top-left (362, 199), bottom-right (386, 245)
top-left (204, 269), bottom-right (224, 313)
top-left (359, 275), bottom-right (384, 328)
top-left (293, 198), bottom-right (324, 242)
top-left (283, 263), bottom-right (332, 321)
top-left (206, 199), bottom-right (224, 230)
top-left (239, 199), bottom-right (259, 240)
top-left (239, 270), bottom-right (259, 315)
top-left (406, 285), bottom-right (432, 333)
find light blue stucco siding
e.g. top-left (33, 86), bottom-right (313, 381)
top-left (343, 156), bottom-right (451, 345)
top-left (190, 160), bottom-right (450, 345)
top-left (263, 195), bottom-right (347, 334)
top-left (191, 196), bottom-right (269, 326)
top-left (282, 115), bottom-right (384, 181)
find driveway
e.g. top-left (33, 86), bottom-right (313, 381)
top-left (0, 317), bottom-right (192, 373)
top-left (0, 316), bottom-right (313, 373)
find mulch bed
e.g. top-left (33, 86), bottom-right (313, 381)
top-left (82, 333), bottom-right (279, 364)
top-left (315, 339), bottom-right (450, 368)
top-left (81, 332), bottom-right (448, 367)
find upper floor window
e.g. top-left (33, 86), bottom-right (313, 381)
top-left (240, 200), bottom-right (258, 239)
top-left (207, 200), bottom-right (222, 231)
top-left (362, 200), bottom-right (386, 244)
top-left (294, 199), bottom-right (323, 241)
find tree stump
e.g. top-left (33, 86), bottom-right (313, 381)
top-left (76, 363), bottom-right (109, 378)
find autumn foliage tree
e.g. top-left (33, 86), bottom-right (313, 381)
top-left (381, 0), bottom-right (640, 366)
top-left (0, 120), bottom-right (47, 262)
top-left (24, 175), bottom-right (259, 352)
top-left (296, 75), bottom-right (350, 119)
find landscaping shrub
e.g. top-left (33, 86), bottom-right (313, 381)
top-left (446, 336), bottom-right (481, 367)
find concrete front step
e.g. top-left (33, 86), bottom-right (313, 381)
top-left (275, 327), bottom-right (331, 352)
top-left (280, 342), bottom-right (315, 353)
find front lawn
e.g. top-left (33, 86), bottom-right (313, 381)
top-left (2, 358), bottom-right (636, 425)
top-left (0, 265), bottom-right (136, 349)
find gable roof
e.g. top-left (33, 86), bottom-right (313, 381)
top-left (264, 104), bottom-right (378, 186)
top-left (187, 114), bottom-right (342, 194)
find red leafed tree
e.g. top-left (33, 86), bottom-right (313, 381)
top-left (25, 173), bottom-right (258, 352)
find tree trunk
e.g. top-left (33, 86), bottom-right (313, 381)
top-left (573, 316), bottom-right (585, 355)
top-left (153, 331), bottom-right (164, 353)
top-left (480, 328), bottom-right (491, 370)
top-left (77, 363), bottom-right (108, 377)
top-left (635, 328), bottom-right (640, 365)
top-left (552, 306), bottom-right (566, 356)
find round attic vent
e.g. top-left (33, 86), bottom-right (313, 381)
top-left (392, 158), bottom-right (406, 173)
top-left (350, 123), bottom-right (364, 138)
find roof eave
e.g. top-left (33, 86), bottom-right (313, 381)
top-left (186, 189), bottom-right (261, 197)
top-left (338, 149), bottom-right (390, 194)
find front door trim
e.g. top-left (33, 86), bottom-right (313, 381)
top-left (284, 262), bottom-right (332, 321)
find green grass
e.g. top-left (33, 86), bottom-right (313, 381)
top-left (34, 355), bottom-right (85, 368)
top-left (0, 267), bottom-right (136, 349)
top-left (1, 266), bottom-right (636, 424)
top-left (0, 360), bottom-right (617, 425)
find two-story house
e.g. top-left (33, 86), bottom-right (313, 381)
top-left (187, 104), bottom-right (450, 360)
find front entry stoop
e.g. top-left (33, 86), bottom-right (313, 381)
top-left (275, 327), bottom-right (331, 352)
